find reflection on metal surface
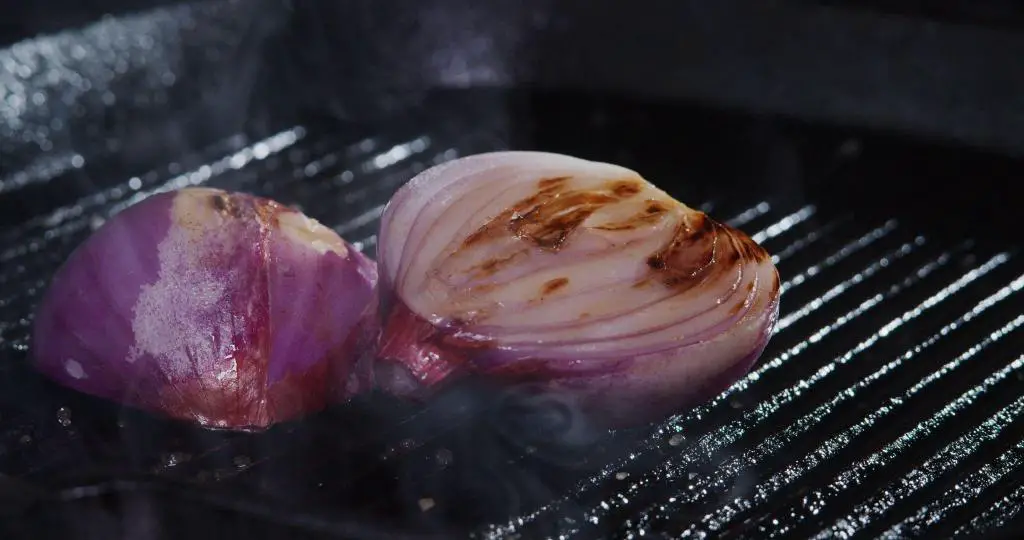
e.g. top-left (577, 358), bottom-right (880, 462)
top-left (0, 152), bottom-right (86, 194)
top-left (891, 434), bottom-right (1024, 536)
top-left (724, 201), bottom-right (771, 228)
top-left (482, 249), bottom-right (1001, 538)
top-left (780, 219), bottom-right (899, 295)
top-left (769, 217), bottom-right (844, 265)
top-left (110, 127), bottom-right (305, 213)
top-left (691, 280), bottom-right (1024, 537)
top-left (750, 205), bottom-right (816, 244)
top-left (740, 248), bottom-right (955, 401)
top-left (829, 352), bottom-right (1024, 536)
top-left (956, 482), bottom-right (1024, 537)
top-left (612, 259), bottom-right (1019, 536)
top-left (775, 236), bottom-right (921, 332)
top-left (335, 204), bottom-right (386, 236)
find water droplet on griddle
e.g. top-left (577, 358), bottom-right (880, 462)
top-left (161, 451), bottom-right (190, 468)
top-left (56, 407), bottom-right (71, 426)
top-left (435, 448), bottom-right (453, 467)
top-left (233, 455), bottom-right (251, 469)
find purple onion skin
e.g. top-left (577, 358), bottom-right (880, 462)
top-left (32, 188), bottom-right (377, 430)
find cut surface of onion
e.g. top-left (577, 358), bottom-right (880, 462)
top-left (376, 151), bottom-right (780, 427)
top-left (32, 188), bottom-right (378, 430)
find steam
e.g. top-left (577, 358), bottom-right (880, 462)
top-left (0, 0), bottom-right (290, 219)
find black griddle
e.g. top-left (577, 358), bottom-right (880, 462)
top-left (1, 2), bottom-right (1023, 539)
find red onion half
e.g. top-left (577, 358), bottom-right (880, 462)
top-left (32, 188), bottom-right (378, 430)
top-left (376, 152), bottom-right (780, 427)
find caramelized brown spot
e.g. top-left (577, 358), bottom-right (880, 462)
top-left (663, 275), bottom-right (688, 288)
top-left (747, 281), bottom-right (755, 292)
top-left (538, 176), bottom-right (570, 190)
top-left (594, 199), bottom-right (671, 231)
top-left (579, 312), bottom-right (591, 319)
top-left (541, 277), bottom-right (570, 295)
top-left (468, 283), bottom-right (498, 294)
top-left (461, 220), bottom-right (500, 247)
top-left (730, 300), bottom-right (748, 316)
top-left (642, 213), bottom-right (717, 291)
top-left (686, 214), bottom-right (714, 243)
top-left (469, 250), bottom-right (525, 277)
top-left (640, 211), bottom-right (776, 293)
top-left (462, 175), bottom-right (650, 253)
top-left (210, 193), bottom-right (243, 219)
top-left (509, 191), bottom-right (619, 251)
top-left (462, 190), bottom-right (551, 248)
top-left (479, 259), bottom-right (503, 274)
top-left (253, 199), bottom-right (284, 227)
top-left (721, 223), bottom-right (771, 263)
top-left (646, 201), bottom-right (668, 214)
top-left (609, 180), bottom-right (642, 198)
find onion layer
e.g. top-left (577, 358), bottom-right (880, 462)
top-left (375, 151), bottom-right (780, 427)
top-left (32, 188), bottom-right (378, 430)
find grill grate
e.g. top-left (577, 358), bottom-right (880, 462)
top-left (481, 225), bottom-right (1024, 538)
top-left (1, 91), bottom-right (1022, 539)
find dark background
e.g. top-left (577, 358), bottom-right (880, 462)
top-left (7, 0), bottom-right (1024, 158)
top-left (6, 0), bottom-right (1024, 47)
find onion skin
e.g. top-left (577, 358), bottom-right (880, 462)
top-left (32, 188), bottom-right (378, 430)
top-left (375, 152), bottom-right (780, 428)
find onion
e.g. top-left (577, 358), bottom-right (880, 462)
top-left (375, 151), bottom-right (780, 427)
top-left (32, 188), bottom-right (378, 430)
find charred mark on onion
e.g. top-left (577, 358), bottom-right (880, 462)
top-left (609, 180), bottom-right (643, 197)
top-left (594, 199), bottom-right (670, 231)
top-left (643, 214), bottom-right (715, 289)
top-left (469, 250), bottom-right (527, 278)
top-left (541, 277), bottom-right (570, 295)
top-left (537, 175), bottom-right (571, 190)
top-left (463, 176), bottom-right (646, 252)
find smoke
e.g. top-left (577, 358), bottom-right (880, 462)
top-left (0, 0), bottom-right (290, 227)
